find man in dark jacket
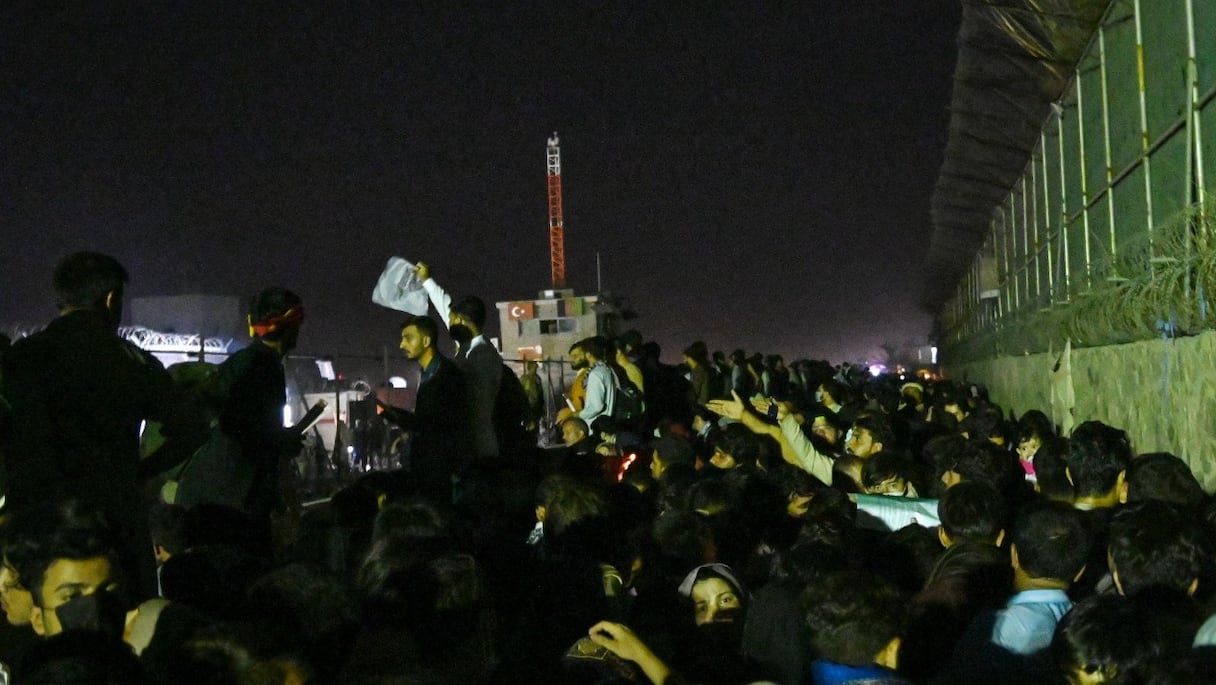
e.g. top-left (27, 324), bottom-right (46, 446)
top-left (0, 252), bottom-right (184, 599)
top-left (379, 315), bottom-right (469, 504)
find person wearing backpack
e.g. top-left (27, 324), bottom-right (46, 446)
top-left (555, 337), bottom-right (616, 430)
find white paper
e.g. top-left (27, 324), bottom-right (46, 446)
top-left (372, 256), bottom-right (429, 315)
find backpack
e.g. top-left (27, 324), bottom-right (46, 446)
top-left (611, 371), bottom-right (644, 428)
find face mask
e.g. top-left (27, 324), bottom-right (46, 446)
top-left (450, 324), bottom-right (474, 346)
top-left (55, 589), bottom-right (128, 638)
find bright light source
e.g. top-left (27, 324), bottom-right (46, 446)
top-left (869, 365), bottom-right (882, 377)
top-left (931, 346), bottom-right (938, 364)
top-left (387, 376), bottom-right (408, 388)
top-left (316, 359), bottom-right (336, 380)
top-left (283, 404), bottom-right (293, 428)
top-left (618, 452), bottom-right (638, 482)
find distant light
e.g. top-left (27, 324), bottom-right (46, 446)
top-left (868, 365), bottom-right (883, 377)
top-left (931, 346), bottom-right (938, 364)
top-left (283, 404), bottom-right (292, 427)
top-left (388, 376), bottom-right (408, 388)
top-left (316, 359), bottom-right (336, 380)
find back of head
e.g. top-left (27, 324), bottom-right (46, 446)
top-left (1033, 436), bottom-right (1074, 501)
top-left (1125, 452), bottom-right (1206, 510)
top-left (654, 435), bottom-right (696, 470)
top-left (1108, 500), bottom-right (1207, 597)
top-left (1067, 420), bottom-right (1133, 497)
top-left (683, 340), bottom-right (709, 364)
top-left (541, 477), bottom-right (606, 539)
top-left (248, 287), bottom-right (303, 340)
top-left (801, 570), bottom-right (905, 667)
top-left (1051, 594), bottom-right (1160, 685)
top-left (938, 481), bottom-right (1006, 545)
top-left (945, 441), bottom-right (1022, 501)
top-left (52, 251), bottom-right (128, 310)
top-left (958, 404), bottom-right (1007, 445)
top-left (450, 296), bottom-right (486, 330)
top-left (1010, 501), bottom-right (1089, 582)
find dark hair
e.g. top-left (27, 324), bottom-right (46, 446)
top-left (921, 434), bottom-right (967, 474)
top-left (652, 510), bottom-right (714, 572)
top-left (52, 251), bottom-right (128, 310)
top-left (1010, 501), bottom-right (1089, 581)
top-left (8, 500), bottom-right (122, 606)
top-left (1067, 421), bottom-right (1133, 497)
top-left (401, 314), bottom-right (439, 343)
top-left (801, 571), bottom-right (905, 666)
top-left (683, 341), bottom-right (709, 364)
top-left (819, 379), bottom-right (847, 406)
top-left (852, 414), bottom-right (895, 453)
top-left (654, 435), bottom-right (696, 470)
top-left (958, 405), bottom-right (1007, 444)
top-left (1125, 453), bottom-right (1206, 510)
top-left (768, 464), bottom-right (820, 499)
top-left (1108, 500), bottom-right (1206, 596)
top-left (148, 503), bottom-right (188, 558)
top-left (938, 481), bottom-right (1006, 545)
top-left (536, 475), bottom-right (605, 538)
top-left (861, 451), bottom-right (918, 492)
top-left (450, 296), bottom-right (486, 329)
top-left (372, 500), bottom-right (450, 548)
top-left (248, 287), bottom-right (303, 340)
top-left (942, 442), bottom-right (1022, 501)
top-left (1016, 409), bottom-right (1055, 444)
top-left (1033, 437), bottom-right (1074, 500)
top-left (716, 423), bottom-right (760, 467)
top-left (244, 563), bottom-right (358, 680)
top-left (577, 336), bottom-right (611, 362)
top-left (1050, 594), bottom-right (1166, 685)
top-left (687, 478), bottom-right (734, 514)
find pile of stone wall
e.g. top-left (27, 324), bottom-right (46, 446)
top-left (947, 330), bottom-right (1216, 491)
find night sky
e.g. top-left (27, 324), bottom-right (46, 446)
top-left (2, 2), bottom-right (961, 372)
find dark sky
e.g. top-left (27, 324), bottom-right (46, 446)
top-left (2, 2), bottom-right (961, 370)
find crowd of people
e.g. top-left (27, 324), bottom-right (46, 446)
top-left (2, 252), bottom-right (1216, 684)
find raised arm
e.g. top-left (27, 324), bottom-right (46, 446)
top-left (706, 392), bottom-right (833, 485)
top-left (414, 262), bottom-right (452, 329)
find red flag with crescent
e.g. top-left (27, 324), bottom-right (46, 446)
top-left (508, 302), bottom-right (535, 321)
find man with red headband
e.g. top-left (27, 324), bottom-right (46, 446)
top-left (179, 287), bottom-right (306, 543)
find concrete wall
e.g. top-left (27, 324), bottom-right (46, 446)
top-left (946, 329), bottom-right (1216, 490)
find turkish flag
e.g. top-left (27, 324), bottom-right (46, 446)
top-left (507, 302), bottom-right (535, 320)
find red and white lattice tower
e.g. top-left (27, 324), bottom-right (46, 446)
top-left (546, 133), bottom-right (567, 288)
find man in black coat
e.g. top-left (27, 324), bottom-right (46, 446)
top-left (379, 315), bottom-right (469, 505)
top-left (0, 252), bottom-right (187, 599)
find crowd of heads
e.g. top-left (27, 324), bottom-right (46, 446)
top-left (8, 296), bottom-right (1216, 684)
